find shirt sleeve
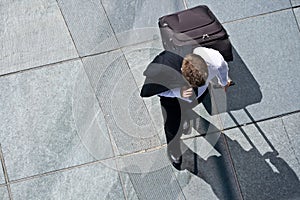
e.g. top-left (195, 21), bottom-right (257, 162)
top-left (216, 59), bottom-right (229, 86)
top-left (158, 88), bottom-right (192, 102)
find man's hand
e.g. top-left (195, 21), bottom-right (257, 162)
top-left (224, 79), bottom-right (233, 92)
top-left (181, 86), bottom-right (193, 98)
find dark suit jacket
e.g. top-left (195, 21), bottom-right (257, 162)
top-left (140, 50), bottom-right (190, 97)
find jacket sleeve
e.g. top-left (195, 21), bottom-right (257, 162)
top-left (140, 52), bottom-right (188, 98)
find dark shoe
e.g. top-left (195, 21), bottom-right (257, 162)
top-left (182, 120), bottom-right (192, 135)
top-left (168, 153), bottom-right (182, 170)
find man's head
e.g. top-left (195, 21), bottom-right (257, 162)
top-left (181, 53), bottom-right (208, 87)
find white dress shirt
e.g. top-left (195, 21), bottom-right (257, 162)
top-left (158, 47), bottom-right (229, 102)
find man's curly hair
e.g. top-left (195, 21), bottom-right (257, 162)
top-left (181, 54), bottom-right (208, 87)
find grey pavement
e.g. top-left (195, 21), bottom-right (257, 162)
top-left (0, 0), bottom-right (299, 200)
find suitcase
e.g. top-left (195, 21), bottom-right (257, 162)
top-left (158, 5), bottom-right (233, 62)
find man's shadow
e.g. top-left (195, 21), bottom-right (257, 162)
top-left (180, 47), bottom-right (300, 199)
top-left (180, 114), bottom-right (300, 200)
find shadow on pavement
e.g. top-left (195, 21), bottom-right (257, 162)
top-left (207, 46), bottom-right (263, 115)
top-left (180, 115), bottom-right (300, 200)
top-left (180, 47), bottom-right (299, 199)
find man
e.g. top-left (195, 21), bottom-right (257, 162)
top-left (140, 47), bottom-right (231, 170)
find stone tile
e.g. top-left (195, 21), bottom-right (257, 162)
top-left (56, 0), bottom-right (119, 57)
top-left (82, 50), bottom-right (161, 155)
top-left (101, 0), bottom-right (185, 47)
top-left (0, 186), bottom-right (9, 200)
top-left (10, 161), bottom-right (125, 200)
top-left (219, 9), bottom-right (300, 127)
top-left (282, 113), bottom-right (300, 168)
top-left (291, 0), bottom-right (300, 6)
top-left (0, 0), bottom-right (78, 75)
top-left (178, 134), bottom-right (242, 200)
top-left (186, 0), bottom-right (291, 22)
top-left (0, 60), bottom-right (114, 180)
top-left (224, 118), bottom-right (300, 200)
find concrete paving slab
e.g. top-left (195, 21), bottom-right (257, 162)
top-left (101, 0), bottom-right (185, 47)
top-left (0, 60), bottom-right (116, 181)
top-left (10, 161), bottom-right (125, 200)
top-left (291, 0), bottom-right (300, 6)
top-left (0, 0), bottom-right (78, 76)
top-left (216, 9), bottom-right (300, 128)
top-left (82, 50), bottom-right (161, 155)
top-left (185, 0), bottom-right (291, 22)
top-left (0, 186), bottom-right (9, 200)
top-left (224, 118), bottom-right (300, 200)
top-left (56, 0), bottom-right (119, 56)
top-left (282, 113), bottom-right (300, 170)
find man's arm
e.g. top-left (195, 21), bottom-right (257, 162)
top-left (216, 59), bottom-right (229, 87)
top-left (158, 87), bottom-right (193, 102)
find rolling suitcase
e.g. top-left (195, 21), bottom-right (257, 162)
top-left (159, 5), bottom-right (233, 62)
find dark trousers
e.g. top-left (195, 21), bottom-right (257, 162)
top-left (160, 89), bottom-right (211, 157)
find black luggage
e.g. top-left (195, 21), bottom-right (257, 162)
top-left (158, 5), bottom-right (233, 62)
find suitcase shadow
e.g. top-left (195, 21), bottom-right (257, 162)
top-left (206, 46), bottom-right (263, 114)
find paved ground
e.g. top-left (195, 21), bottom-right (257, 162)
top-left (0, 0), bottom-right (300, 200)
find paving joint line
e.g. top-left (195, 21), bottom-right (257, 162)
top-left (96, 2), bottom-right (133, 199)
top-left (222, 110), bottom-right (300, 132)
top-left (8, 157), bottom-right (118, 185)
top-left (0, 183), bottom-right (7, 187)
top-left (119, 49), bottom-right (164, 145)
top-left (0, 56), bottom-right (80, 78)
top-left (280, 118), bottom-right (300, 166)
top-left (0, 40), bottom-right (149, 78)
top-left (6, 144), bottom-right (168, 186)
top-left (55, 0), bottom-right (80, 57)
top-left (0, 145), bottom-right (13, 200)
top-left (74, 0), bottom-right (127, 194)
top-left (222, 7), bottom-right (296, 25)
top-left (221, 134), bottom-right (245, 200)
top-left (98, 0), bottom-right (165, 149)
top-left (5, 106), bottom-right (300, 187)
top-left (291, 5), bottom-right (300, 32)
